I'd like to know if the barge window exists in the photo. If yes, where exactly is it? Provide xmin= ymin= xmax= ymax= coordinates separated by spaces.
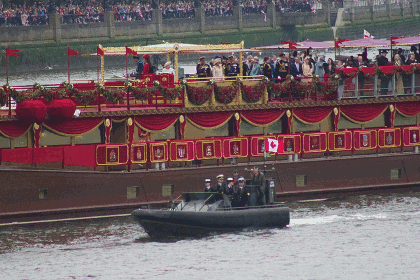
xmin=390 ymin=169 xmax=401 ymax=180
xmin=0 ymin=135 xmax=11 ymax=148
xmin=39 ymin=189 xmax=48 ymax=200
xmin=240 ymin=120 xmax=263 ymax=135
xmin=152 ymin=126 xmax=175 ymax=141
xmin=394 ymin=112 xmax=416 ymax=126
xmin=296 ymin=175 xmax=307 ymax=187
xmin=40 ymin=127 xmax=71 ymax=146
xmin=364 ymin=114 xmax=385 ymax=128
xmin=14 ymin=133 xmax=28 ymax=148
xmin=205 ymin=122 xmax=229 ymax=137
xmin=75 ymin=127 xmax=101 ymax=145
xmin=294 ymin=119 xmax=319 ymax=133
xmin=127 ymin=186 xmax=139 ymax=199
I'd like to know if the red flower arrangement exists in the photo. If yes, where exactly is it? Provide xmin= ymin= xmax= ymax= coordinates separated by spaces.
xmin=214 ymin=84 xmax=238 ymax=104
xmin=102 ymin=89 xmax=126 ymax=104
xmin=187 ymin=85 xmax=212 ymax=105
xmin=241 ymin=83 xmax=265 ymax=103
xmin=159 ymin=86 xmax=183 ymax=101
xmin=131 ymin=87 xmax=159 ymax=101
xmin=72 ymin=89 xmax=98 ymax=106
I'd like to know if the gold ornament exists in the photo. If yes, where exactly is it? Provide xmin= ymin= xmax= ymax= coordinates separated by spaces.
xmin=33 ymin=123 xmax=40 ymax=130
xmin=127 ymin=118 xmax=133 ymax=126
xmin=179 ymin=115 xmax=185 ymax=123
xmin=333 ymin=107 xmax=339 ymax=115
xmin=105 ymin=119 xmax=111 ymax=127
xmin=286 ymin=110 xmax=291 ymax=118
xmin=235 ymin=113 xmax=240 ymax=121
xmin=389 ymin=104 xmax=394 ymax=112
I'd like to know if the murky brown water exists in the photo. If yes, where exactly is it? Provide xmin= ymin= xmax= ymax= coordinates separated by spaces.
xmin=1 ymin=191 xmax=420 ymax=280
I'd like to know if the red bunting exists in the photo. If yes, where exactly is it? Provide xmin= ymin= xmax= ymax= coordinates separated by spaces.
xmin=281 ymin=40 xmax=297 ymax=49
xmin=96 ymin=46 xmax=104 ymax=56
xmin=126 ymin=46 xmax=137 ymax=55
xmin=334 ymin=38 xmax=348 ymax=49
xmin=68 ymin=47 xmax=83 ymax=56
xmin=6 ymin=48 xmax=21 ymax=57
xmin=391 ymin=36 xmax=403 ymax=45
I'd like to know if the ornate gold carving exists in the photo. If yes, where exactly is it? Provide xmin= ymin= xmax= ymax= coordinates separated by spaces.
xmin=333 ymin=107 xmax=338 ymax=115
xmin=33 ymin=123 xmax=40 ymax=130
xmin=389 ymin=104 xmax=394 ymax=112
xmin=235 ymin=112 xmax=240 ymax=120
xmin=127 ymin=117 xmax=133 ymax=126
xmin=105 ymin=118 xmax=111 ymax=127
xmin=286 ymin=110 xmax=291 ymax=118
xmin=179 ymin=115 xmax=185 ymax=123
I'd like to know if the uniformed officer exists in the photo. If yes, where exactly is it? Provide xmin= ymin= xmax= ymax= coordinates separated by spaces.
xmin=226 ymin=55 xmax=240 ymax=77
xmin=196 ymin=56 xmax=211 ymax=78
xmin=232 ymin=176 xmax=247 ymax=207
xmin=215 ymin=174 xmax=226 ymax=193
xmin=275 ymin=53 xmax=289 ymax=81
xmin=204 ymin=178 xmax=214 ymax=192
xmin=225 ymin=177 xmax=235 ymax=196
xmin=130 ymin=55 xmax=144 ymax=79
xmin=232 ymin=169 xmax=240 ymax=185
xmin=263 ymin=57 xmax=272 ymax=80
xmin=251 ymin=166 xmax=266 ymax=205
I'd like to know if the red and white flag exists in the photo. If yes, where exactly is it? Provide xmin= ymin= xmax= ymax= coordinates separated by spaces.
xmin=364 ymin=30 xmax=374 ymax=39
xmin=264 ymin=138 xmax=284 ymax=153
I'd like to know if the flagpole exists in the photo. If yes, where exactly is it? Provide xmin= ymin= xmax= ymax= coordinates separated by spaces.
xmin=334 ymin=38 xmax=337 ymax=62
xmin=67 ymin=45 xmax=71 ymax=83
xmin=390 ymin=34 xmax=393 ymax=64
xmin=97 ymin=45 xmax=99 ymax=84
xmin=125 ymin=45 xmax=128 ymax=81
xmin=5 ymin=48 xmax=9 ymax=85
xmin=6 ymin=48 xmax=11 ymax=116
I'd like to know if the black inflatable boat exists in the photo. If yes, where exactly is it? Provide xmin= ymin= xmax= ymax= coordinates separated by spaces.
xmin=132 ymin=192 xmax=290 ymax=238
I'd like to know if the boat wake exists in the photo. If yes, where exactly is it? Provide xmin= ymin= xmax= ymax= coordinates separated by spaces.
xmin=290 ymin=212 xmax=390 ymax=226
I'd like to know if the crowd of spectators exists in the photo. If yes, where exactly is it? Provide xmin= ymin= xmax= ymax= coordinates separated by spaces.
xmin=0 ymin=0 xmax=325 ymax=26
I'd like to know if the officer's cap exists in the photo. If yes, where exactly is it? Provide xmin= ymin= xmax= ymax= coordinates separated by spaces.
xmin=229 ymin=55 xmax=235 ymax=59
xmin=233 ymin=169 xmax=239 ymax=174
xmin=279 ymin=53 xmax=285 ymax=57
xmin=216 ymin=174 xmax=224 ymax=179
xmin=227 ymin=177 xmax=234 ymax=181
xmin=205 ymin=179 xmax=211 ymax=183
xmin=199 ymin=56 xmax=205 ymax=60
xmin=253 ymin=166 xmax=259 ymax=169
xmin=222 ymin=56 xmax=228 ymax=60
xmin=381 ymin=50 xmax=388 ymax=54
xmin=238 ymin=177 xmax=245 ymax=182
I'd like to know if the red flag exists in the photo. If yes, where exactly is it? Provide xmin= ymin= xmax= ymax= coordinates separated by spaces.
xmin=68 ymin=47 xmax=83 ymax=56
xmin=221 ymin=41 xmax=230 ymax=45
xmin=6 ymin=48 xmax=21 ymax=57
xmin=281 ymin=40 xmax=297 ymax=49
xmin=96 ymin=46 xmax=104 ymax=56
xmin=334 ymin=38 xmax=349 ymax=49
xmin=126 ymin=46 xmax=137 ymax=55
xmin=391 ymin=36 xmax=403 ymax=45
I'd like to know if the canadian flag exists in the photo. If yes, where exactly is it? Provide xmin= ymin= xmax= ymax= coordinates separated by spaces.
xmin=364 ymin=30 xmax=374 ymax=39
xmin=264 ymin=138 xmax=284 ymax=153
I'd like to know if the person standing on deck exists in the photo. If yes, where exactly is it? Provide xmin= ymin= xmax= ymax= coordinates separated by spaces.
xmin=215 ymin=174 xmax=226 ymax=194
xmin=196 ymin=56 xmax=211 ymax=78
xmin=251 ymin=166 xmax=266 ymax=205
xmin=204 ymin=179 xmax=215 ymax=192
xmin=130 ymin=55 xmax=143 ymax=79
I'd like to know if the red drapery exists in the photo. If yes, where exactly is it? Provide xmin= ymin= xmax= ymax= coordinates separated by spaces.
xmin=186 ymin=112 xmax=232 ymax=129
xmin=43 ymin=118 xmax=103 ymax=136
xmin=1 ymin=148 xmax=33 ymax=163
xmin=341 ymin=104 xmax=387 ymax=124
xmin=360 ymin=67 xmax=377 ymax=76
xmin=241 ymin=109 xmax=285 ymax=126
xmin=135 ymin=114 xmax=178 ymax=132
xmin=380 ymin=66 xmax=397 ymax=76
xmin=16 ymin=100 xmax=47 ymax=124
xmin=47 ymin=99 xmax=76 ymax=120
xmin=395 ymin=102 xmax=420 ymax=116
xmin=0 ymin=121 xmax=31 ymax=138
xmin=294 ymin=106 xmax=332 ymax=124
xmin=33 ymin=146 xmax=64 ymax=163
xmin=63 ymin=145 xmax=97 ymax=167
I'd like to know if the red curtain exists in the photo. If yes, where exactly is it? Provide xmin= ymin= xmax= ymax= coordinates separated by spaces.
xmin=44 ymin=118 xmax=103 ymax=136
xmin=47 ymin=99 xmax=76 ymax=120
xmin=341 ymin=104 xmax=387 ymax=124
xmin=64 ymin=145 xmax=96 ymax=167
xmin=294 ymin=106 xmax=332 ymax=124
xmin=186 ymin=112 xmax=232 ymax=129
xmin=135 ymin=114 xmax=178 ymax=131
xmin=0 ymin=121 xmax=31 ymax=138
xmin=16 ymin=100 xmax=47 ymax=124
xmin=396 ymin=102 xmax=420 ymax=116
xmin=241 ymin=109 xmax=285 ymax=126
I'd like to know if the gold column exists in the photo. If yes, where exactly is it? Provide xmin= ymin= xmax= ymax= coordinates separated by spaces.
xmin=239 ymin=41 xmax=244 ymax=76
xmin=167 ymin=53 xmax=170 ymax=62
xmin=101 ymin=55 xmax=105 ymax=85
xmin=174 ymin=49 xmax=179 ymax=83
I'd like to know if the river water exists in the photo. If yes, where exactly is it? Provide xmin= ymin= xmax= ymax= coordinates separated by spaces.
xmin=1 ymin=191 xmax=420 ymax=280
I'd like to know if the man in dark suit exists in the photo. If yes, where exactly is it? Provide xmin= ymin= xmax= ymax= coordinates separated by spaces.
xmin=355 ymin=55 xmax=368 ymax=96
xmin=377 ymin=50 xmax=390 ymax=95
xmin=290 ymin=57 xmax=303 ymax=79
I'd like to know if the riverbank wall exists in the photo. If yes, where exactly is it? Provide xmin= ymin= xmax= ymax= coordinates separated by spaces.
xmin=0 ymin=2 xmax=419 ymax=75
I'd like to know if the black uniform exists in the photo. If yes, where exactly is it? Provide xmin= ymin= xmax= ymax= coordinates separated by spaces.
xmin=130 ymin=61 xmax=144 ymax=79
xmin=215 ymin=182 xmax=227 ymax=194
xmin=232 ymin=185 xmax=248 ymax=207
xmin=204 ymin=184 xmax=216 ymax=192
xmin=226 ymin=61 xmax=240 ymax=77
xmin=196 ymin=63 xmax=211 ymax=78
xmin=275 ymin=59 xmax=289 ymax=80
xmin=263 ymin=62 xmax=272 ymax=79
xmin=377 ymin=55 xmax=389 ymax=95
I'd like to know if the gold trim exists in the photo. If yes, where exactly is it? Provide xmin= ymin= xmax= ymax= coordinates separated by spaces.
xmin=127 ymin=117 xmax=133 ymax=126
xmin=378 ymin=128 xmax=401 ymax=148
xmin=353 ymin=130 xmax=378 ymax=150
xmin=33 ymin=123 xmax=40 ymax=130
xmin=333 ymin=107 xmax=339 ymax=116
xmin=179 ymin=115 xmax=184 ymax=123
xmin=328 ymin=131 xmax=352 ymax=152
xmin=150 ymin=142 xmax=168 ymax=163
xmin=96 ymin=144 xmax=129 ymax=166
xmin=134 ymin=118 xmax=178 ymax=133
xmin=389 ymin=104 xmax=394 ymax=112
xmin=341 ymin=106 xmax=387 ymax=124
xmin=130 ymin=143 xmax=148 ymax=164
xmin=402 ymin=127 xmax=420 ymax=147
xmin=234 ymin=112 xmax=240 ymax=121
xmin=105 ymin=118 xmax=111 ymax=127
xmin=42 ymin=120 xmax=104 ymax=137
xmin=286 ymin=110 xmax=291 ymax=118
xmin=295 ymin=111 xmax=332 ymax=125
xmin=242 ymin=111 xmax=285 ymax=127
xmin=303 ymin=133 xmax=327 ymax=153
xmin=170 ymin=141 xmax=193 ymax=162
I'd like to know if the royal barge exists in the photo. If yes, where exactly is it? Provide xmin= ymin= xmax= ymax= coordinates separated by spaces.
xmin=1 ymin=40 xmax=420 ymax=225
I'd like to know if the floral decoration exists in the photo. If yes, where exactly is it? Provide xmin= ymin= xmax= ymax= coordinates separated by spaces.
xmin=72 ymin=89 xmax=97 ymax=106
xmin=131 ymin=86 xmax=159 ymax=101
xmin=186 ymin=85 xmax=213 ymax=106
xmin=241 ymin=83 xmax=265 ymax=103
xmin=102 ymin=88 xmax=126 ymax=104
xmin=9 ymin=84 xmax=39 ymax=104
xmin=214 ymin=84 xmax=238 ymax=104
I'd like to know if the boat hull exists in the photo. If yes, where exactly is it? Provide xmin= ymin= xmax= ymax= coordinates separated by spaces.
xmin=132 ymin=207 xmax=290 ymax=238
